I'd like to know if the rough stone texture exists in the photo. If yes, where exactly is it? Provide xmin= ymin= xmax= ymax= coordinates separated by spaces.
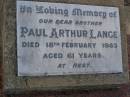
xmin=125 ymin=6 xmax=130 ymax=35
xmin=125 ymin=0 xmax=130 ymax=5
xmin=0 ymin=0 xmax=4 ymax=96
xmin=2 ymin=0 xmax=129 ymax=94
xmin=2 ymin=84 xmax=130 ymax=97
xmin=0 ymin=0 xmax=4 ymax=65
xmin=127 ymin=35 xmax=130 ymax=71
xmin=0 ymin=0 xmax=4 ymax=78
xmin=125 ymin=6 xmax=130 ymax=71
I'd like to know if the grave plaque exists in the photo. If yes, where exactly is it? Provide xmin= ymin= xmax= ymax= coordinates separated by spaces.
xmin=3 ymin=0 xmax=129 ymax=94
xmin=17 ymin=1 xmax=123 ymax=76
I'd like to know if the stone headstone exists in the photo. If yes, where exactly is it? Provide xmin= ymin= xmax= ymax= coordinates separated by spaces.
xmin=2 ymin=0 xmax=129 ymax=94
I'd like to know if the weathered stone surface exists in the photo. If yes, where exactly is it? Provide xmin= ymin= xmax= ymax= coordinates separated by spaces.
xmin=0 ymin=0 xmax=4 ymax=64
xmin=125 ymin=6 xmax=130 ymax=35
xmin=2 ymin=0 xmax=129 ymax=94
xmin=129 ymin=0 xmax=130 ymax=3
xmin=125 ymin=0 xmax=130 ymax=5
